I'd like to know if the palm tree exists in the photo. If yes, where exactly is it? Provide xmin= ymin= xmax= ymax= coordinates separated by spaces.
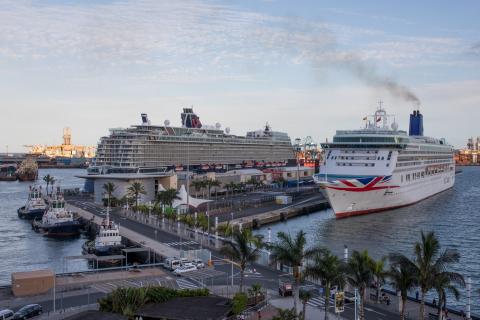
xmin=371 ymin=257 xmax=388 ymax=303
xmin=388 ymin=257 xmax=418 ymax=320
xmin=304 ymin=248 xmax=345 ymax=320
xmin=433 ymin=272 xmax=464 ymax=320
xmin=155 ymin=188 xmax=181 ymax=208
xmin=225 ymin=181 xmax=237 ymax=197
xmin=102 ymin=182 xmax=116 ymax=207
xmin=346 ymin=250 xmax=374 ymax=320
xmin=210 ymin=180 xmax=221 ymax=199
xmin=273 ymin=308 xmax=296 ymax=320
xmin=269 ymin=230 xmax=308 ymax=318
xmin=299 ymin=289 xmax=313 ymax=320
xmin=127 ymin=181 xmax=146 ymax=211
xmin=390 ymin=231 xmax=461 ymax=320
xmin=190 ymin=180 xmax=204 ymax=198
xmin=248 ymin=283 xmax=263 ymax=305
xmin=220 ymin=228 xmax=264 ymax=293
xmin=43 ymin=174 xmax=55 ymax=196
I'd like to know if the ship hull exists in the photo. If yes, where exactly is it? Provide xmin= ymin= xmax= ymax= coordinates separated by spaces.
xmin=322 ymin=171 xmax=455 ymax=218
xmin=33 ymin=220 xmax=82 ymax=237
xmin=17 ymin=207 xmax=45 ymax=220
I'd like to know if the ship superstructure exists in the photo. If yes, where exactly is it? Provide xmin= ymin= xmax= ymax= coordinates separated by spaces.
xmin=18 ymin=186 xmax=47 ymax=220
xmin=91 ymin=108 xmax=295 ymax=172
xmin=314 ymin=105 xmax=455 ymax=218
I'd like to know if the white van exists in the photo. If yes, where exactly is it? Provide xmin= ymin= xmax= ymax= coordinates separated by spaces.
xmin=165 ymin=257 xmax=182 ymax=271
xmin=0 ymin=309 xmax=14 ymax=320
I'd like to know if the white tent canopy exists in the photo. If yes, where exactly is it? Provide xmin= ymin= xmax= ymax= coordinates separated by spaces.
xmin=172 ymin=185 xmax=211 ymax=209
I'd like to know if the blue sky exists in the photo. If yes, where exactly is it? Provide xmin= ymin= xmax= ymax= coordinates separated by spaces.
xmin=1 ymin=0 xmax=479 ymax=151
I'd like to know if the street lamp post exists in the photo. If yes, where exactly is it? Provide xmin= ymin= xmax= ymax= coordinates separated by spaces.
xmin=230 ymin=211 xmax=234 ymax=287
xmin=467 ymin=277 xmax=472 ymax=320
xmin=148 ymin=201 xmax=152 ymax=224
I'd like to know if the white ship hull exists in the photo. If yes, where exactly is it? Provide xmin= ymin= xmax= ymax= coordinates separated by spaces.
xmin=321 ymin=169 xmax=455 ymax=218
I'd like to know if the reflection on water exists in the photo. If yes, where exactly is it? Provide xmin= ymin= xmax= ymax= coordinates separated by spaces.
xmin=255 ymin=167 xmax=480 ymax=313
xmin=0 ymin=169 xmax=88 ymax=285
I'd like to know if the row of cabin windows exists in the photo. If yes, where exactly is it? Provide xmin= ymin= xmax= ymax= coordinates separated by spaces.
xmin=102 ymin=232 xmax=118 ymax=237
xmin=401 ymin=165 xmax=451 ymax=183
xmin=336 ymin=162 xmax=375 ymax=167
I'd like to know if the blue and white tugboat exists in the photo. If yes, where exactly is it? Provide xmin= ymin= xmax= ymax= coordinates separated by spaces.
xmin=32 ymin=192 xmax=81 ymax=237
xmin=83 ymin=207 xmax=124 ymax=256
xmin=18 ymin=186 xmax=47 ymax=219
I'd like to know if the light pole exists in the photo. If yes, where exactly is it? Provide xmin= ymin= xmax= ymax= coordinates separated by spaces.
xmin=467 ymin=277 xmax=472 ymax=320
xmin=294 ymin=138 xmax=302 ymax=193
xmin=148 ymin=201 xmax=152 ymax=224
xmin=230 ymin=211 xmax=234 ymax=287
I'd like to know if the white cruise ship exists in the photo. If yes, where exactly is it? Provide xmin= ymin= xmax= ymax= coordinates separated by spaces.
xmin=91 ymin=108 xmax=295 ymax=172
xmin=314 ymin=106 xmax=455 ymax=218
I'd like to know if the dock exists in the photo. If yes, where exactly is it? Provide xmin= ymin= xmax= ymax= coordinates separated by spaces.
xmin=67 ymin=204 xmax=179 ymax=259
xmin=227 ymin=195 xmax=329 ymax=229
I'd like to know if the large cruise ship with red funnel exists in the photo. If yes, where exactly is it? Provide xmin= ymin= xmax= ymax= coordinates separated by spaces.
xmin=314 ymin=105 xmax=455 ymax=218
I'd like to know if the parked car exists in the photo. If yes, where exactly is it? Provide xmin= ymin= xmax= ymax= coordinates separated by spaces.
xmin=192 ymin=259 xmax=205 ymax=269
xmin=278 ymin=278 xmax=293 ymax=297
xmin=13 ymin=304 xmax=42 ymax=319
xmin=0 ymin=309 xmax=14 ymax=320
xmin=173 ymin=265 xmax=197 ymax=276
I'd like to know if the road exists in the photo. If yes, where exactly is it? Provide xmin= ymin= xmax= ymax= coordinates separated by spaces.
xmin=62 ymin=197 xmax=405 ymax=320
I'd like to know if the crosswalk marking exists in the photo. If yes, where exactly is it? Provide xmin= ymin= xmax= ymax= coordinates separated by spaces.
xmin=176 ymin=278 xmax=199 ymax=289
xmin=165 ymin=240 xmax=198 ymax=246
xmin=307 ymin=296 xmax=335 ymax=308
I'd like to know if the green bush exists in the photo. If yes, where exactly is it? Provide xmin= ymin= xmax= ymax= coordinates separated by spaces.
xmin=99 ymin=286 xmax=209 ymax=316
xmin=232 ymin=292 xmax=248 ymax=315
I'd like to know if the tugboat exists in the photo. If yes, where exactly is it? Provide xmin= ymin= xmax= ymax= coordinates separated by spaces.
xmin=32 ymin=192 xmax=81 ymax=237
xmin=16 ymin=158 xmax=38 ymax=181
xmin=82 ymin=207 xmax=124 ymax=256
xmin=0 ymin=164 xmax=17 ymax=181
xmin=18 ymin=186 xmax=47 ymax=219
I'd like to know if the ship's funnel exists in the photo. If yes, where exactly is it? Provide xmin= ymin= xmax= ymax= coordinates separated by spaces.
xmin=181 ymin=108 xmax=202 ymax=128
xmin=141 ymin=113 xmax=150 ymax=125
xmin=409 ymin=109 xmax=424 ymax=136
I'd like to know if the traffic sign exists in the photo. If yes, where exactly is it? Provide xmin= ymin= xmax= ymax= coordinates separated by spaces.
xmin=335 ymin=292 xmax=345 ymax=313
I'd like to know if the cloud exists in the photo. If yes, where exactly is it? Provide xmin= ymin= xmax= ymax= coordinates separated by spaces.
xmin=0 ymin=0 xmax=473 ymax=101
xmin=471 ymin=42 xmax=480 ymax=54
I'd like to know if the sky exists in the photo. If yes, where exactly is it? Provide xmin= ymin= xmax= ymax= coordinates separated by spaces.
xmin=1 ymin=0 xmax=479 ymax=152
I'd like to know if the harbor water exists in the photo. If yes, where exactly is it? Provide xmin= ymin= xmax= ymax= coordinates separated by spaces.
xmin=0 ymin=168 xmax=88 ymax=285
xmin=255 ymin=166 xmax=480 ymax=313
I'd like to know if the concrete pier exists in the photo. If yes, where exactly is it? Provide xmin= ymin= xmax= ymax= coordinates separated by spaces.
xmin=225 ymin=196 xmax=329 ymax=229
xmin=67 ymin=204 xmax=179 ymax=258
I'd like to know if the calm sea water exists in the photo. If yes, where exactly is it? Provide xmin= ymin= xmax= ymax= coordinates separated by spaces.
xmin=0 ymin=168 xmax=88 ymax=285
xmin=255 ymin=166 xmax=480 ymax=313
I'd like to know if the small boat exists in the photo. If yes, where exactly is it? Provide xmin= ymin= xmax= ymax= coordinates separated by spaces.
xmin=32 ymin=193 xmax=81 ymax=237
xmin=215 ymin=164 xmax=223 ymax=170
xmin=18 ymin=186 xmax=47 ymax=220
xmin=0 ymin=164 xmax=17 ymax=181
xmin=201 ymin=164 xmax=210 ymax=171
xmin=175 ymin=165 xmax=184 ymax=172
xmin=83 ymin=208 xmax=124 ymax=256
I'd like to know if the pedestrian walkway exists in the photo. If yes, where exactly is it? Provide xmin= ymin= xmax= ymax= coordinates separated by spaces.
xmin=306 ymin=295 xmax=334 ymax=308
xmin=165 ymin=240 xmax=199 ymax=248
xmin=91 ymin=276 xmax=178 ymax=294
xmin=176 ymin=278 xmax=200 ymax=290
